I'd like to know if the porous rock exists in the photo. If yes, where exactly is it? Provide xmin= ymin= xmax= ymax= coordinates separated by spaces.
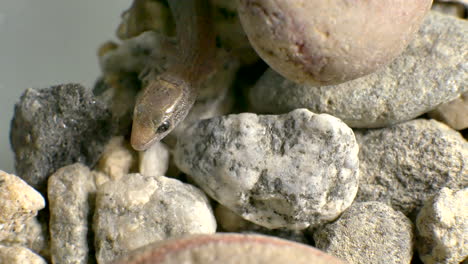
xmin=313 ymin=202 xmax=414 ymax=264
xmin=0 ymin=245 xmax=47 ymax=264
xmin=48 ymin=163 xmax=96 ymax=264
xmin=416 ymin=188 xmax=468 ymax=264
xmin=428 ymin=92 xmax=468 ymax=130
xmin=112 ymin=234 xmax=345 ymax=264
xmin=93 ymin=173 xmax=216 ymax=263
xmin=249 ymin=12 xmax=468 ymax=128
xmin=97 ymin=136 xmax=137 ymax=181
xmin=174 ymin=108 xmax=359 ymax=229
xmin=355 ymin=119 xmax=468 ymax=217
xmin=139 ymin=141 xmax=170 ymax=177
xmin=0 ymin=170 xmax=45 ymax=240
xmin=10 ymin=83 xmax=114 ymax=193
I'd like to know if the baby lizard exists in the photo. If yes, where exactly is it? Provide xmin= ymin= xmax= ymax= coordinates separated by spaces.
xmin=130 ymin=0 xmax=217 ymax=151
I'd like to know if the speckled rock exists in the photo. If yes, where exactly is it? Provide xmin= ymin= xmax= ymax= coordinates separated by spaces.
xmin=48 ymin=163 xmax=96 ymax=264
xmin=314 ymin=202 xmax=414 ymax=264
xmin=416 ymin=188 xmax=468 ymax=264
xmin=97 ymin=136 xmax=137 ymax=181
xmin=249 ymin=12 xmax=468 ymax=128
xmin=0 ymin=245 xmax=47 ymax=264
xmin=112 ymin=234 xmax=345 ymax=264
xmin=10 ymin=83 xmax=114 ymax=193
xmin=0 ymin=171 xmax=45 ymax=241
xmin=428 ymin=92 xmax=468 ymax=130
xmin=355 ymin=119 xmax=468 ymax=217
xmin=139 ymin=141 xmax=170 ymax=177
xmin=93 ymin=173 xmax=216 ymax=264
xmin=175 ymin=108 xmax=359 ymax=229
xmin=215 ymin=204 xmax=308 ymax=244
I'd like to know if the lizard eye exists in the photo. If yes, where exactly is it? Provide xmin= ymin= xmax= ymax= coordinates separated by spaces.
xmin=156 ymin=121 xmax=171 ymax=134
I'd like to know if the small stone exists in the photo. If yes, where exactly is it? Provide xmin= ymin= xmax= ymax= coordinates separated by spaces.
xmin=416 ymin=188 xmax=468 ymax=264
xmin=48 ymin=163 xmax=96 ymax=264
xmin=0 ymin=245 xmax=47 ymax=264
xmin=428 ymin=92 xmax=468 ymax=130
xmin=139 ymin=141 xmax=170 ymax=177
xmin=112 ymin=233 xmax=345 ymax=264
xmin=93 ymin=173 xmax=216 ymax=263
xmin=313 ymin=202 xmax=414 ymax=264
xmin=355 ymin=119 xmax=468 ymax=217
xmin=10 ymin=83 xmax=114 ymax=193
xmin=174 ymin=109 xmax=359 ymax=229
xmin=97 ymin=136 xmax=137 ymax=181
xmin=432 ymin=2 xmax=466 ymax=17
xmin=248 ymin=12 xmax=468 ymax=128
xmin=0 ymin=171 xmax=45 ymax=240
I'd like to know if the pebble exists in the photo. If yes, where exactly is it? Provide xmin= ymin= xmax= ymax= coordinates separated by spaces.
xmin=112 ymin=233 xmax=345 ymax=264
xmin=139 ymin=141 xmax=170 ymax=177
xmin=48 ymin=163 xmax=96 ymax=264
xmin=416 ymin=187 xmax=468 ymax=264
xmin=313 ymin=202 xmax=414 ymax=264
xmin=10 ymin=83 xmax=114 ymax=193
xmin=97 ymin=136 xmax=138 ymax=181
xmin=0 ymin=245 xmax=47 ymax=264
xmin=93 ymin=173 xmax=216 ymax=263
xmin=428 ymin=92 xmax=468 ymax=130
xmin=175 ymin=108 xmax=359 ymax=229
xmin=248 ymin=12 xmax=468 ymax=128
xmin=355 ymin=119 xmax=468 ymax=217
xmin=0 ymin=170 xmax=45 ymax=241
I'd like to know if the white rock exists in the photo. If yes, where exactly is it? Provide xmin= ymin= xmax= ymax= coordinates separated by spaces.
xmin=139 ymin=141 xmax=170 ymax=177
xmin=0 ymin=245 xmax=47 ymax=264
xmin=97 ymin=136 xmax=137 ymax=181
xmin=175 ymin=109 xmax=360 ymax=229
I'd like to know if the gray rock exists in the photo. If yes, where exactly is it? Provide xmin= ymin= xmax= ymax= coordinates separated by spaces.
xmin=0 ymin=245 xmax=47 ymax=264
xmin=174 ymin=109 xmax=359 ymax=229
xmin=139 ymin=141 xmax=170 ymax=177
xmin=93 ymin=173 xmax=216 ymax=264
xmin=314 ymin=202 xmax=414 ymax=264
xmin=10 ymin=83 xmax=114 ymax=193
xmin=0 ymin=170 xmax=45 ymax=241
xmin=48 ymin=163 xmax=96 ymax=264
xmin=428 ymin=92 xmax=468 ymax=130
xmin=249 ymin=12 xmax=468 ymax=128
xmin=355 ymin=119 xmax=468 ymax=217
xmin=416 ymin=187 xmax=467 ymax=264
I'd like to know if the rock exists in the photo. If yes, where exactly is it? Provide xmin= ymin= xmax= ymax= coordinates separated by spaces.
xmin=416 ymin=188 xmax=468 ymax=264
xmin=0 ymin=245 xmax=47 ymax=264
xmin=0 ymin=217 xmax=49 ymax=261
xmin=248 ymin=12 xmax=468 ymax=128
xmin=432 ymin=2 xmax=466 ymax=17
xmin=428 ymin=92 xmax=468 ymax=130
xmin=10 ymin=83 xmax=114 ymax=193
xmin=215 ymin=204 xmax=308 ymax=244
xmin=174 ymin=108 xmax=359 ymax=229
xmin=112 ymin=233 xmax=345 ymax=264
xmin=93 ymin=173 xmax=216 ymax=263
xmin=48 ymin=163 xmax=96 ymax=264
xmin=355 ymin=119 xmax=468 ymax=217
xmin=313 ymin=202 xmax=414 ymax=264
xmin=97 ymin=136 xmax=138 ymax=181
xmin=0 ymin=171 xmax=45 ymax=240
xmin=139 ymin=141 xmax=170 ymax=177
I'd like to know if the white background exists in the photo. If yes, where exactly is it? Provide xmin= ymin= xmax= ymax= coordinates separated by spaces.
xmin=0 ymin=0 xmax=131 ymax=173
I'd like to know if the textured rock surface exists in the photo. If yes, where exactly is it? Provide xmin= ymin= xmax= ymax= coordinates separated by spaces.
xmin=48 ymin=163 xmax=96 ymax=264
xmin=97 ymin=136 xmax=137 ymax=181
xmin=139 ymin=141 xmax=170 ymax=177
xmin=249 ymin=12 xmax=468 ymax=128
xmin=0 ymin=245 xmax=47 ymax=264
xmin=94 ymin=173 xmax=216 ymax=263
xmin=0 ymin=171 xmax=45 ymax=240
xmin=112 ymin=234 xmax=345 ymax=264
xmin=416 ymin=188 xmax=468 ymax=264
xmin=428 ymin=92 xmax=468 ymax=130
xmin=175 ymin=109 xmax=359 ymax=229
xmin=314 ymin=202 xmax=414 ymax=264
xmin=355 ymin=119 xmax=468 ymax=217
xmin=10 ymin=83 xmax=114 ymax=193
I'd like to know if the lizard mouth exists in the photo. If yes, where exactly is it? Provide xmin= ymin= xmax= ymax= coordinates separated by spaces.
xmin=130 ymin=121 xmax=160 ymax=151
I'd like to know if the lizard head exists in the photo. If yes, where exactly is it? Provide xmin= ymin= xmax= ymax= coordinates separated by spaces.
xmin=130 ymin=74 xmax=194 ymax=151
